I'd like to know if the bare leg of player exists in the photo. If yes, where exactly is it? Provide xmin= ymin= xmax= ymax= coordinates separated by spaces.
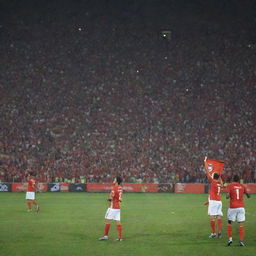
xmin=209 ymin=216 xmax=216 ymax=238
xmin=217 ymin=216 xmax=222 ymax=238
xmin=99 ymin=219 xmax=111 ymax=241
xmin=115 ymin=220 xmax=123 ymax=241
xmin=238 ymin=222 xmax=245 ymax=246
xmin=27 ymin=199 xmax=32 ymax=212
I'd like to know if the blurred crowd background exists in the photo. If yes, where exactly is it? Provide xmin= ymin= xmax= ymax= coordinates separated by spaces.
xmin=0 ymin=0 xmax=255 ymax=183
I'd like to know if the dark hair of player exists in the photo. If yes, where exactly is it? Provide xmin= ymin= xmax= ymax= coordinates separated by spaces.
xmin=233 ymin=174 xmax=240 ymax=182
xmin=213 ymin=172 xmax=220 ymax=180
xmin=116 ymin=176 xmax=123 ymax=185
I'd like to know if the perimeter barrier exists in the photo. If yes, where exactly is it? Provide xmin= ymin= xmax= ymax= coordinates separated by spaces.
xmin=1 ymin=183 xmax=256 ymax=193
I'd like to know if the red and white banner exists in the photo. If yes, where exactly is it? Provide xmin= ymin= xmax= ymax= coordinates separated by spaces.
xmin=12 ymin=183 xmax=27 ymax=192
xmin=87 ymin=183 xmax=158 ymax=193
xmin=37 ymin=183 xmax=48 ymax=192
xmin=123 ymin=184 xmax=158 ymax=193
xmin=60 ymin=183 xmax=69 ymax=192
xmin=86 ymin=184 xmax=112 ymax=192
xmin=175 ymin=183 xmax=205 ymax=193
xmin=245 ymin=184 xmax=256 ymax=193
xmin=206 ymin=158 xmax=224 ymax=176
xmin=12 ymin=183 xmax=48 ymax=192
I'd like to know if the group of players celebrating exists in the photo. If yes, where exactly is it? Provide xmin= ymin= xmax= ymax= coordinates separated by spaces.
xmin=204 ymin=156 xmax=250 ymax=246
xmin=25 ymin=156 xmax=250 ymax=245
xmin=98 ymin=157 xmax=251 ymax=245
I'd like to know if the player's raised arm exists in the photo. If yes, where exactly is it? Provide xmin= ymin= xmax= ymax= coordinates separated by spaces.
xmin=204 ymin=156 xmax=212 ymax=180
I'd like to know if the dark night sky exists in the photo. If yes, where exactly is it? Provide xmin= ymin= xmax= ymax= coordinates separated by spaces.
xmin=1 ymin=0 xmax=256 ymax=31
xmin=0 ymin=1 xmax=256 ymax=57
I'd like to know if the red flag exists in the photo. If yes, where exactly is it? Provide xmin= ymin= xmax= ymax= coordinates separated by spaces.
xmin=206 ymin=158 xmax=224 ymax=177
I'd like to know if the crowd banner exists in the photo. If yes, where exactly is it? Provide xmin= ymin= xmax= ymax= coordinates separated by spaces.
xmin=69 ymin=183 xmax=86 ymax=192
xmin=175 ymin=183 xmax=205 ymax=193
xmin=126 ymin=183 xmax=158 ymax=192
xmin=48 ymin=183 xmax=70 ymax=192
xmin=158 ymin=183 xmax=174 ymax=193
xmin=12 ymin=183 xmax=27 ymax=192
xmin=48 ymin=183 xmax=61 ymax=192
xmin=60 ymin=183 xmax=69 ymax=192
xmin=244 ymin=183 xmax=256 ymax=193
xmin=0 ymin=183 xmax=12 ymax=192
xmin=87 ymin=183 xmax=158 ymax=193
xmin=10 ymin=183 xmax=47 ymax=192
xmin=38 ymin=183 xmax=48 ymax=192
xmin=87 ymin=183 xmax=112 ymax=192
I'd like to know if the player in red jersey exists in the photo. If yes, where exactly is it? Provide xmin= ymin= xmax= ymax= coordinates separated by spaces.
xmin=99 ymin=176 xmax=123 ymax=241
xmin=226 ymin=174 xmax=250 ymax=246
xmin=26 ymin=171 xmax=39 ymax=212
xmin=204 ymin=157 xmax=223 ymax=238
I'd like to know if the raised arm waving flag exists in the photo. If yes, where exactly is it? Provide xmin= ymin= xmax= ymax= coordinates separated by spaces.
xmin=205 ymin=158 xmax=224 ymax=177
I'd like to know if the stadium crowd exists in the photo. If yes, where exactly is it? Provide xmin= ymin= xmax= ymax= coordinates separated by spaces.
xmin=0 ymin=1 xmax=255 ymax=184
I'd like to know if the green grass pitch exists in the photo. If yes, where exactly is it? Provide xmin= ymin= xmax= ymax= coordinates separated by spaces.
xmin=0 ymin=193 xmax=255 ymax=256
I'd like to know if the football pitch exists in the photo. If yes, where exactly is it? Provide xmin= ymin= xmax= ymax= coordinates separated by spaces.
xmin=0 ymin=193 xmax=255 ymax=256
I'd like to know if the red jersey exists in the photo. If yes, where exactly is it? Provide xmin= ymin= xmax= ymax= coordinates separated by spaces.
xmin=209 ymin=177 xmax=221 ymax=201
xmin=227 ymin=182 xmax=248 ymax=208
xmin=27 ymin=178 xmax=36 ymax=192
xmin=110 ymin=185 xmax=123 ymax=209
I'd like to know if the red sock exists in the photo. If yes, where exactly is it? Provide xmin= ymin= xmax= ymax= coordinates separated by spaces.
xmin=239 ymin=226 xmax=244 ymax=241
xmin=104 ymin=224 xmax=110 ymax=236
xmin=227 ymin=224 xmax=232 ymax=238
xmin=217 ymin=219 xmax=222 ymax=232
xmin=117 ymin=224 xmax=122 ymax=238
xmin=32 ymin=201 xmax=38 ymax=205
xmin=210 ymin=220 xmax=216 ymax=233
xmin=27 ymin=201 xmax=31 ymax=209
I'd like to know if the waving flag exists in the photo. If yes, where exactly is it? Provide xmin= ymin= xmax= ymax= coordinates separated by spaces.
xmin=206 ymin=158 xmax=224 ymax=177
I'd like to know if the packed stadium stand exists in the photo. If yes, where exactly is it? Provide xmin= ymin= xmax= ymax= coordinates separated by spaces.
xmin=0 ymin=0 xmax=255 ymax=183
